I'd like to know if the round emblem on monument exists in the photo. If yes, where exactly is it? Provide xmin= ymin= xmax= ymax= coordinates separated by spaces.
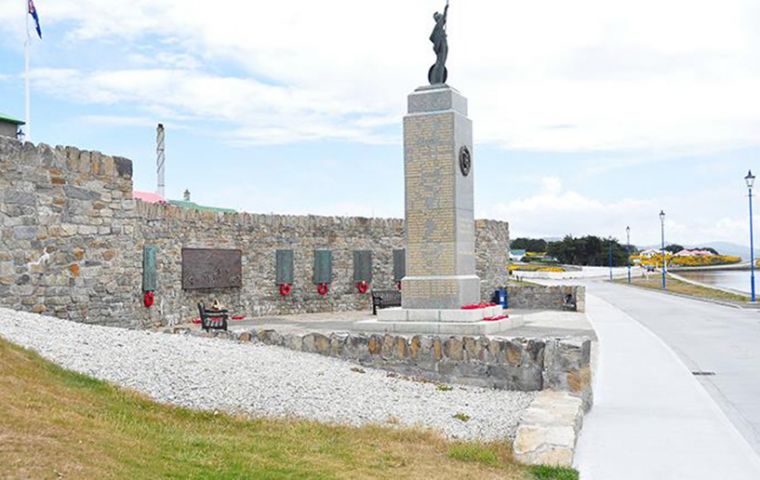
xmin=459 ymin=146 xmax=472 ymax=177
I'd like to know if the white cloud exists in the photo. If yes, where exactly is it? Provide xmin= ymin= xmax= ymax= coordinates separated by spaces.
xmin=2 ymin=0 xmax=760 ymax=151
xmin=485 ymin=177 xmax=655 ymax=240
xmin=77 ymin=114 xmax=179 ymax=128
xmin=484 ymin=177 xmax=756 ymax=246
xmin=30 ymin=67 xmax=391 ymax=144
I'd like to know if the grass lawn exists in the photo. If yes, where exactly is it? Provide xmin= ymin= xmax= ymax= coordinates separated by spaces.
xmin=615 ymin=275 xmax=750 ymax=304
xmin=0 ymin=337 xmax=577 ymax=480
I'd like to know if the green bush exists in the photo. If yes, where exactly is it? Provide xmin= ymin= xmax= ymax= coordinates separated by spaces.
xmin=529 ymin=465 xmax=579 ymax=480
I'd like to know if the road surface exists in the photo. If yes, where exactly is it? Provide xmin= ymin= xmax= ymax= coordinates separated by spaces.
xmin=574 ymin=281 xmax=760 ymax=479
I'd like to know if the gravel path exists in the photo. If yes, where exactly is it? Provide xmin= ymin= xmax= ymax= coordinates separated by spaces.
xmin=0 ymin=308 xmax=535 ymax=441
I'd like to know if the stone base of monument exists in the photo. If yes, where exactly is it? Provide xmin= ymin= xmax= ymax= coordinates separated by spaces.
xmin=355 ymin=305 xmax=524 ymax=335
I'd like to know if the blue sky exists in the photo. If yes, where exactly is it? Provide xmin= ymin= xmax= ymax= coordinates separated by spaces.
xmin=1 ymin=0 xmax=759 ymax=247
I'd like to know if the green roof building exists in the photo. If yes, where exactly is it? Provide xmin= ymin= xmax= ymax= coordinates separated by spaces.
xmin=0 ymin=113 xmax=24 ymax=139
xmin=169 ymin=189 xmax=236 ymax=213
xmin=168 ymin=200 xmax=237 ymax=213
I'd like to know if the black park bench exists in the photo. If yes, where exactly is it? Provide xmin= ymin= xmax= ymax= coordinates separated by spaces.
xmin=197 ymin=302 xmax=229 ymax=332
xmin=371 ymin=289 xmax=401 ymax=315
xmin=561 ymin=294 xmax=577 ymax=312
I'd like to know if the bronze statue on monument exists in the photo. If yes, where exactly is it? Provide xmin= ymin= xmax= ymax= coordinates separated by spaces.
xmin=428 ymin=0 xmax=449 ymax=85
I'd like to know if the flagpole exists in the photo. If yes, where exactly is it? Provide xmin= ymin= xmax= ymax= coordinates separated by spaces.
xmin=24 ymin=0 xmax=31 ymax=142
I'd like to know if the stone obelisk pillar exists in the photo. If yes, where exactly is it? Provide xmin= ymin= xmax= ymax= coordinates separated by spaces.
xmin=401 ymin=85 xmax=480 ymax=310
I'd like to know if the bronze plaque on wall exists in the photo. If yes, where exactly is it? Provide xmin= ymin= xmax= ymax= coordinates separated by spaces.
xmin=182 ymin=248 xmax=242 ymax=290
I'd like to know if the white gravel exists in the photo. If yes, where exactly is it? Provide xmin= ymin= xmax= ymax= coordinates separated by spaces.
xmin=0 ymin=307 xmax=535 ymax=441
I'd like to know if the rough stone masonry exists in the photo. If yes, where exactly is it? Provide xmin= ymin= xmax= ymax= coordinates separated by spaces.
xmin=0 ymin=137 xmax=512 ymax=328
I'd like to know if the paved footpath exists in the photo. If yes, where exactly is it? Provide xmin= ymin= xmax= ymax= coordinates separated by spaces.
xmin=590 ymin=281 xmax=760 ymax=454
xmin=574 ymin=288 xmax=760 ymax=479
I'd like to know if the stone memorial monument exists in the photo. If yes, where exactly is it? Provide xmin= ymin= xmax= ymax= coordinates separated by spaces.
xmin=359 ymin=1 xmax=521 ymax=334
xmin=401 ymin=85 xmax=478 ymax=309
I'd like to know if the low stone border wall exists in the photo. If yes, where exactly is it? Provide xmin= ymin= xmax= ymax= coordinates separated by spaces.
xmin=168 ymin=327 xmax=592 ymax=402
xmin=513 ymin=391 xmax=584 ymax=467
xmin=508 ymin=285 xmax=586 ymax=312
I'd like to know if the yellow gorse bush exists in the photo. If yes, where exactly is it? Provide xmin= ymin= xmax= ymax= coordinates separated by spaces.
xmin=671 ymin=255 xmax=741 ymax=267
xmin=631 ymin=254 xmax=671 ymax=267
xmin=508 ymin=264 xmax=566 ymax=273
xmin=631 ymin=254 xmax=740 ymax=267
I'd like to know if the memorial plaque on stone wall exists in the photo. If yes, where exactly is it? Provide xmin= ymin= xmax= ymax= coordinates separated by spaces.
xmin=313 ymin=250 xmax=333 ymax=284
xmin=393 ymin=249 xmax=406 ymax=282
xmin=353 ymin=250 xmax=373 ymax=283
xmin=182 ymin=248 xmax=242 ymax=290
xmin=276 ymin=249 xmax=294 ymax=285
xmin=142 ymin=245 xmax=157 ymax=292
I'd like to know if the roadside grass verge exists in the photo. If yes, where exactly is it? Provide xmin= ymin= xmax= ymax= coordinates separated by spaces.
xmin=615 ymin=275 xmax=750 ymax=304
xmin=0 ymin=336 xmax=576 ymax=479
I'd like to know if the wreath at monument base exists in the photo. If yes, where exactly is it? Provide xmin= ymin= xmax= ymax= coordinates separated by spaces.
xmin=279 ymin=283 xmax=292 ymax=297
xmin=356 ymin=281 xmax=369 ymax=294
xmin=143 ymin=290 xmax=155 ymax=308
xmin=317 ymin=283 xmax=330 ymax=296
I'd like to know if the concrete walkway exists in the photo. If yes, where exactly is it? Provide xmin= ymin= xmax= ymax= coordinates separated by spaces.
xmin=589 ymin=281 xmax=760 ymax=453
xmin=575 ymin=294 xmax=760 ymax=479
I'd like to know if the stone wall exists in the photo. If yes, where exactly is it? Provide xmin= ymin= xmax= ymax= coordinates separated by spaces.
xmin=172 ymin=326 xmax=592 ymax=400
xmin=508 ymin=285 xmax=586 ymax=312
xmin=0 ymin=137 xmax=510 ymax=327
xmin=476 ymin=219 xmax=510 ymax=302
xmin=0 ymin=139 xmax=141 ymax=325
xmin=138 ymin=203 xmax=406 ymax=324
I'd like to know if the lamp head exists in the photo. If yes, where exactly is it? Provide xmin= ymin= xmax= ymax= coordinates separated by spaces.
xmin=659 ymin=210 xmax=666 ymax=222
xmin=746 ymin=170 xmax=756 ymax=189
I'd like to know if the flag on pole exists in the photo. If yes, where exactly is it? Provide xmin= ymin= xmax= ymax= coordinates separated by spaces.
xmin=28 ymin=0 xmax=42 ymax=39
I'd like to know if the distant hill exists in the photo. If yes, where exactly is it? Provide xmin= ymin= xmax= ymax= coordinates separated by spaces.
xmin=697 ymin=241 xmax=758 ymax=261
xmin=639 ymin=241 xmax=758 ymax=261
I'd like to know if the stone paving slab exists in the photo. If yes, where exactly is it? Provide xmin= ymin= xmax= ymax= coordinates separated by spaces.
xmin=513 ymin=391 xmax=584 ymax=467
xmin=221 ymin=309 xmax=595 ymax=340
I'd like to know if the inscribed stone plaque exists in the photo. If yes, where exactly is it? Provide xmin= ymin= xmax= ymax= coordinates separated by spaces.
xmin=393 ymin=249 xmax=406 ymax=282
xmin=313 ymin=250 xmax=333 ymax=284
xmin=142 ymin=245 xmax=157 ymax=292
xmin=275 ymin=249 xmax=294 ymax=284
xmin=353 ymin=250 xmax=373 ymax=283
xmin=182 ymin=248 xmax=242 ymax=290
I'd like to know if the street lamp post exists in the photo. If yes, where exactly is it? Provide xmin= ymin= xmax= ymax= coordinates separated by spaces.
xmin=660 ymin=210 xmax=667 ymax=290
xmin=746 ymin=170 xmax=756 ymax=303
xmin=609 ymin=239 xmax=613 ymax=281
xmin=626 ymin=226 xmax=632 ymax=284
